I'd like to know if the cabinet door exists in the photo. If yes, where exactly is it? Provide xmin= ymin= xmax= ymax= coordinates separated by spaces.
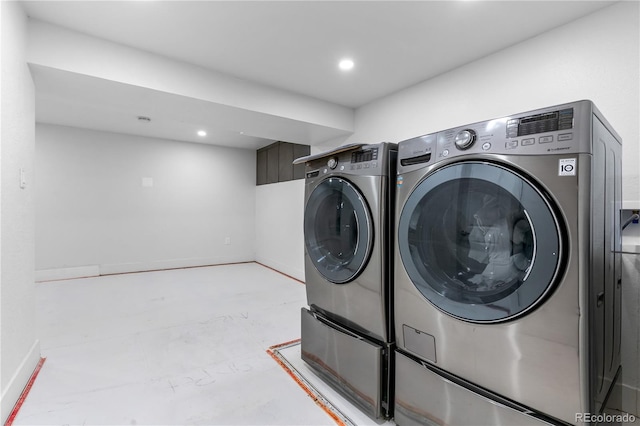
xmin=256 ymin=148 xmax=268 ymax=185
xmin=278 ymin=142 xmax=294 ymax=182
xmin=266 ymin=144 xmax=279 ymax=184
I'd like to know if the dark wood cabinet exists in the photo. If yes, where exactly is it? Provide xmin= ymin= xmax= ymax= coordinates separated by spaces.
xmin=266 ymin=143 xmax=279 ymax=184
xmin=256 ymin=141 xmax=310 ymax=185
xmin=256 ymin=148 xmax=268 ymax=185
xmin=278 ymin=142 xmax=294 ymax=182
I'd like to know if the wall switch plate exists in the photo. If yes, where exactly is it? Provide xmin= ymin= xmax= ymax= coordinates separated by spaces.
xmin=224 ymin=237 xmax=231 ymax=245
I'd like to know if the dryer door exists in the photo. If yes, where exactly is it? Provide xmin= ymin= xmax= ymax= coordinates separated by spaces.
xmin=304 ymin=177 xmax=373 ymax=284
xmin=398 ymin=161 xmax=564 ymax=322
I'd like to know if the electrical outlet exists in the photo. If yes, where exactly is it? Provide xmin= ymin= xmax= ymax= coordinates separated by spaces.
xmin=224 ymin=237 xmax=231 ymax=245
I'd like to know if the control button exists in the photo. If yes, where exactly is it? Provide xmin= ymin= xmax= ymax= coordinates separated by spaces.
xmin=372 ymin=161 xmax=377 ymax=168
xmin=482 ymin=142 xmax=491 ymax=151
xmin=539 ymin=135 xmax=554 ymax=144
xmin=442 ymin=149 xmax=450 ymax=157
xmin=506 ymin=141 xmax=518 ymax=149
xmin=454 ymin=129 xmax=476 ymax=150
xmin=327 ymin=157 xmax=338 ymax=169
xmin=521 ymin=138 xmax=535 ymax=146
xmin=558 ymin=133 xmax=573 ymax=141
xmin=340 ymin=165 xmax=345 ymax=171
xmin=364 ymin=163 xmax=370 ymax=169
xmin=323 ymin=168 xmax=328 ymax=174
xmin=356 ymin=164 xmax=362 ymax=169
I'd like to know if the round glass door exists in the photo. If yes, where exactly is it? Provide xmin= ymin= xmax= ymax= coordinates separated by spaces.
xmin=398 ymin=161 xmax=564 ymax=322
xmin=304 ymin=177 xmax=373 ymax=284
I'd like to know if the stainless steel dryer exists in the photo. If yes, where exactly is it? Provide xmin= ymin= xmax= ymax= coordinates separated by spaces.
xmin=295 ymin=142 xmax=396 ymax=420
xmin=393 ymin=101 xmax=622 ymax=425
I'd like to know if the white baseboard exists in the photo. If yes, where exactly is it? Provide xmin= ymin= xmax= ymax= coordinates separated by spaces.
xmin=36 ymin=257 xmax=255 ymax=282
xmin=35 ymin=265 xmax=100 ymax=282
xmin=99 ymin=256 xmax=254 ymax=276
xmin=0 ymin=340 xmax=41 ymax=424
xmin=255 ymin=256 xmax=304 ymax=282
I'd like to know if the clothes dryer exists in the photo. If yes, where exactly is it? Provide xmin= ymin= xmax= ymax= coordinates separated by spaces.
xmin=393 ymin=101 xmax=622 ymax=425
xmin=295 ymin=142 xmax=397 ymax=420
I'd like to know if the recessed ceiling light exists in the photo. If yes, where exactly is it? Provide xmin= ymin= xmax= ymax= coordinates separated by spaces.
xmin=338 ymin=58 xmax=355 ymax=71
xmin=197 ymin=130 xmax=207 ymax=137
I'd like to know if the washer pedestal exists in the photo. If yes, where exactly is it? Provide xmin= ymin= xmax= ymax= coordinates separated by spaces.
xmin=301 ymin=308 xmax=391 ymax=420
xmin=394 ymin=350 xmax=556 ymax=426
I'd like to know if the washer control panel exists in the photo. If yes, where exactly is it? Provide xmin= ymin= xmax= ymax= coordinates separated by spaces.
xmin=506 ymin=108 xmax=574 ymax=138
xmin=398 ymin=100 xmax=596 ymax=173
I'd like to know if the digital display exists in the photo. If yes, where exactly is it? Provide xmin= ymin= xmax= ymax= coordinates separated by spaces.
xmin=507 ymin=108 xmax=573 ymax=138
xmin=351 ymin=148 xmax=379 ymax=163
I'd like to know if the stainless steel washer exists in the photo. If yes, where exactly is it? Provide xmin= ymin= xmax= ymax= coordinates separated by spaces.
xmin=394 ymin=101 xmax=622 ymax=425
xmin=295 ymin=142 xmax=396 ymax=420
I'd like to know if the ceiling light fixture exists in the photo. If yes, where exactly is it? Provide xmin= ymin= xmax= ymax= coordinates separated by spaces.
xmin=338 ymin=58 xmax=355 ymax=71
xmin=197 ymin=130 xmax=207 ymax=137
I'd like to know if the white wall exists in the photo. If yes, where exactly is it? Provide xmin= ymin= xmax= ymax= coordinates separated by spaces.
xmin=0 ymin=1 xmax=40 ymax=423
xmin=255 ymin=179 xmax=305 ymax=282
xmin=35 ymin=124 xmax=256 ymax=278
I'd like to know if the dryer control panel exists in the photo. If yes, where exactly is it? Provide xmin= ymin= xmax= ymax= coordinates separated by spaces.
xmin=396 ymin=100 xmax=618 ymax=174
xmin=305 ymin=142 xmax=396 ymax=179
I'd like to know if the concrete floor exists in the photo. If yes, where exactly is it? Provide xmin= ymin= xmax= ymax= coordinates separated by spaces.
xmin=12 ymin=263 xmax=359 ymax=425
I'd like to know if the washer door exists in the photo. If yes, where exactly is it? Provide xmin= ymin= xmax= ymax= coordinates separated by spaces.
xmin=305 ymin=177 xmax=373 ymax=284
xmin=398 ymin=161 xmax=564 ymax=322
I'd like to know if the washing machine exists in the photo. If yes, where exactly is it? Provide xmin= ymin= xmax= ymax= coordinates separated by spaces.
xmin=393 ymin=100 xmax=622 ymax=425
xmin=295 ymin=142 xmax=397 ymax=420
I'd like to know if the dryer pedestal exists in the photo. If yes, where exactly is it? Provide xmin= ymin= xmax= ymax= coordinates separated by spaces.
xmin=301 ymin=308 xmax=392 ymax=420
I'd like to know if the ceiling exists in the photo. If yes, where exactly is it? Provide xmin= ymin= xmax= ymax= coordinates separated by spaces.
xmin=22 ymin=0 xmax=617 ymax=149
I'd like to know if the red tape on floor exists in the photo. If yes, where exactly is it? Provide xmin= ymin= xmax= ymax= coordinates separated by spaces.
xmin=267 ymin=339 xmax=349 ymax=426
xmin=5 ymin=357 xmax=46 ymax=426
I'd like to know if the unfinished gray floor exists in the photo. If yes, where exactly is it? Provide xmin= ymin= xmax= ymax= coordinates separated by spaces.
xmin=13 ymin=263 xmax=347 ymax=425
